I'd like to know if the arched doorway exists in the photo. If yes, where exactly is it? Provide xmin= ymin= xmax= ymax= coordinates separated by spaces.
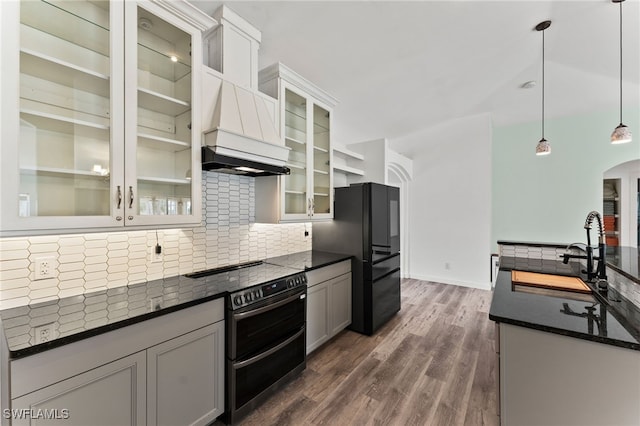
xmin=603 ymin=159 xmax=640 ymax=248
xmin=388 ymin=161 xmax=412 ymax=277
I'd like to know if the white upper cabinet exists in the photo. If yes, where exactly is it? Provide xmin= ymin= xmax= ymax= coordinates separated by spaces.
xmin=257 ymin=63 xmax=338 ymax=222
xmin=0 ymin=0 xmax=214 ymax=235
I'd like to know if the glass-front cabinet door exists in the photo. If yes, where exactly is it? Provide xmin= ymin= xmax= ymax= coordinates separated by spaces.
xmin=277 ymin=81 xmax=334 ymax=222
xmin=256 ymin=63 xmax=338 ymax=223
xmin=283 ymin=88 xmax=310 ymax=218
xmin=0 ymin=1 xmax=208 ymax=234
xmin=312 ymin=103 xmax=332 ymax=219
xmin=125 ymin=3 xmax=200 ymax=226
xmin=0 ymin=0 xmax=122 ymax=232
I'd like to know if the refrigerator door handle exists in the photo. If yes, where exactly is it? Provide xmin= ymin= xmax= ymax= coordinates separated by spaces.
xmin=372 ymin=267 xmax=401 ymax=283
xmin=373 ymin=249 xmax=392 ymax=255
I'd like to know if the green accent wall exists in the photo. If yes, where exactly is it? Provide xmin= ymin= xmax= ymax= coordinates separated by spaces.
xmin=492 ymin=107 xmax=640 ymax=248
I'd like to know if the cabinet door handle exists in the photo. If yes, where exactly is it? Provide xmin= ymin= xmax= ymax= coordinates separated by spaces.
xmin=128 ymin=186 xmax=134 ymax=209
xmin=311 ymin=198 xmax=315 ymax=216
xmin=116 ymin=186 xmax=122 ymax=209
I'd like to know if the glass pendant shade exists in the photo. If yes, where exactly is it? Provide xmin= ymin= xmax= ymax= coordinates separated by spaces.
xmin=536 ymin=138 xmax=551 ymax=155
xmin=611 ymin=123 xmax=632 ymax=144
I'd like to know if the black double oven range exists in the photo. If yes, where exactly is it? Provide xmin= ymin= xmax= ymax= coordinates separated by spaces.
xmin=187 ymin=260 xmax=308 ymax=424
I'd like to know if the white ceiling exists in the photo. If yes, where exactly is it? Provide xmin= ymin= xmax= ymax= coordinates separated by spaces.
xmin=190 ymin=0 xmax=640 ymax=155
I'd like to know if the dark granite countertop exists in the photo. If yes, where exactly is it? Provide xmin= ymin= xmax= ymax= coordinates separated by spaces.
xmin=0 ymin=251 xmax=352 ymax=359
xmin=606 ymin=245 xmax=639 ymax=284
xmin=497 ymin=240 xmax=640 ymax=284
xmin=489 ymin=256 xmax=640 ymax=351
xmin=264 ymin=250 xmax=352 ymax=271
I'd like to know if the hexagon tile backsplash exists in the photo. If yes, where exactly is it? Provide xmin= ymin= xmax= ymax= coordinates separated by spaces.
xmin=0 ymin=172 xmax=312 ymax=308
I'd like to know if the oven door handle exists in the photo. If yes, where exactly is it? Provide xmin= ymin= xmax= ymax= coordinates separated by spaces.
xmin=233 ymin=291 xmax=306 ymax=320
xmin=234 ymin=328 xmax=304 ymax=369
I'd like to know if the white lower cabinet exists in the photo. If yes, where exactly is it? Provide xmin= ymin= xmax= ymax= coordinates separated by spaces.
xmin=307 ymin=282 xmax=330 ymax=353
xmin=11 ymin=352 xmax=146 ymax=426
xmin=147 ymin=323 xmax=224 ymax=426
xmin=306 ymin=260 xmax=352 ymax=354
xmin=8 ymin=299 xmax=224 ymax=426
xmin=329 ymin=273 xmax=352 ymax=335
xmin=499 ymin=323 xmax=640 ymax=426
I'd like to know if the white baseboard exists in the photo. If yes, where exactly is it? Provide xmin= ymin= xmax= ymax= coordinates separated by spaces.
xmin=406 ymin=273 xmax=491 ymax=291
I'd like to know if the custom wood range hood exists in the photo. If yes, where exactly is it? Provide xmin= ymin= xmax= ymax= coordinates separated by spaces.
xmin=201 ymin=5 xmax=291 ymax=177
xmin=202 ymin=79 xmax=290 ymax=176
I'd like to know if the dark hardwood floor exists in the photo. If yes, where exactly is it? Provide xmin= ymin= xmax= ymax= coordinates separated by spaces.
xmin=232 ymin=279 xmax=498 ymax=426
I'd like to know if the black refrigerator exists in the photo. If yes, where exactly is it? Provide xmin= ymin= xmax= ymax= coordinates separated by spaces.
xmin=313 ymin=182 xmax=401 ymax=335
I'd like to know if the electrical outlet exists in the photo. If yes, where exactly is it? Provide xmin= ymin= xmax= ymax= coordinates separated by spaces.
xmin=150 ymin=246 xmax=163 ymax=263
xmin=149 ymin=296 xmax=163 ymax=311
xmin=35 ymin=323 xmax=55 ymax=344
xmin=35 ymin=257 xmax=55 ymax=280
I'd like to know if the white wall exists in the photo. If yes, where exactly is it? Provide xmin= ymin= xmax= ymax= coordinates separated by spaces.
xmin=347 ymin=138 xmax=387 ymax=184
xmin=395 ymin=113 xmax=493 ymax=289
xmin=492 ymin=107 xmax=640 ymax=249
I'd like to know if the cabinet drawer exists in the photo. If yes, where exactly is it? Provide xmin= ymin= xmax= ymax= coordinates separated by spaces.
xmin=306 ymin=259 xmax=351 ymax=287
xmin=366 ymin=253 xmax=400 ymax=281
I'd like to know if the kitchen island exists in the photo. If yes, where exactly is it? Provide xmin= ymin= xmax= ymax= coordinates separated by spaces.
xmin=489 ymin=255 xmax=640 ymax=426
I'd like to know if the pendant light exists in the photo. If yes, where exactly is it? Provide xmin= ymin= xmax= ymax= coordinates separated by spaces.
xmin=611 ymin=0 xmax=632 ymax=144
xmin=535 ymin=20 xmax=552 ymax=156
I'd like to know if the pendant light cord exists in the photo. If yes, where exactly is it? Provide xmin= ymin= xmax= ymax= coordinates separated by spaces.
xmin=542 ymin=28 xmax=545 ymax=139
xmin=619 ymin=0 xmax=623 ymax=124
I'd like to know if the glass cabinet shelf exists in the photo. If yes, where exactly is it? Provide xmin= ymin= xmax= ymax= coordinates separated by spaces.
xmin=20 ymin=166 xmax=110 ymax=179
xmin=138 ymin=176 xmax=191 ymax=185
xmin=20 ymin=50 xmax=109 ymax=96
xmin=21 ymin=0 xmax=110 ymax=57
xmin=288 ymin=163 xmax=306 ymax=172
xmin=284 ymin=106 xmax=306 ymax=120
xmin=286 ymin=138 xmax=307 ymax=152
xmin=20 ymin=110 xmax=110 ymax=133
xmin=138 ymin=88 xmax=190 ymax=116
xmin=285 ymin=136 xmax=306 ymax=146
xmin=137 ymin=43 xmax=190 ymax=82
xmin=138 ymin=133 xmax=190 ymax=152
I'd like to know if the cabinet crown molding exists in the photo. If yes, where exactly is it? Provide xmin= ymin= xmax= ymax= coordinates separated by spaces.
xmin=212 ymin=5 xmax=262 ymax=42
xmin=151 ymin=0 xmax=217 ymax=31
xmin=259 ymin=62 xmax=339 ymax=108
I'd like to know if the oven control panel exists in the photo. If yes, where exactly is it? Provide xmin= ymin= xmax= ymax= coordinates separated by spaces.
xmin=230 ymin=272 xmax=307 ymax=309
